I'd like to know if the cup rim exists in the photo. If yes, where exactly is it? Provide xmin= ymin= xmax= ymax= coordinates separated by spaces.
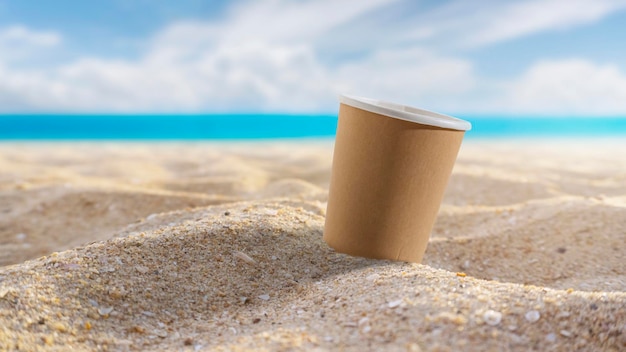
xmin=339 ymin=95 xmax=472 ymax=131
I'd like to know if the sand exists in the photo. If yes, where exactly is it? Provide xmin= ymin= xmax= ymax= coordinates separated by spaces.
xmin=0 ymin=140 xmax=624 ymax=351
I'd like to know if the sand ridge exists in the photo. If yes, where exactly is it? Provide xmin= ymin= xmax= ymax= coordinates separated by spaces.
xmin=0 ymin=140 xmax=625 ymax=351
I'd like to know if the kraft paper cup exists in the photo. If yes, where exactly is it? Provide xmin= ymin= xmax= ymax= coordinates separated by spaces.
xmin=323 ymin=95 xmax=471 ymax=263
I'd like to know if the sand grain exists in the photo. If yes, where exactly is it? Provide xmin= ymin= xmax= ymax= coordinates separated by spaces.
xmin=0 ymin=140 xmax=624 ymax=351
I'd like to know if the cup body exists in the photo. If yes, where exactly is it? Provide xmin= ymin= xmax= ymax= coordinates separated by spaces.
xmin=323 ymin=96 xmax=470 ymax=263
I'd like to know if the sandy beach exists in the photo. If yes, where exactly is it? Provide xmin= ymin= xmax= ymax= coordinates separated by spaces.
xmin=0 ymin=140 xmax=624 ymax=351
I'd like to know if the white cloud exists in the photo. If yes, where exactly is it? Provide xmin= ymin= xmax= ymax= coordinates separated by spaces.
xmin=50 ymin=43 xmax=335 ymax=112
xmin=0 ymin=43 xmax=474 ymax=113
xmin=0 ymin=0 xmax=626 ymax=114
xmin=145 ymin=0 xmax=396 ymax=64
xmin=501 ymin=59 xmax=626 ymax=115
xmin=219 ymin=0 xmax=395 ymax=45
xmin=0 ymin=25 xmax=61 ymax=62
xmin=0 ymin=35 xmax=340 ymax=112
xmin=318 ymin=0 xmax=626 ymax=55
xmin=334 ymin=48 xmax=476 ymax=111
xmin=0 ymin=25 xmax=60 ymax=47
xmin=0 ymin=0 xmax=404 ymax=112
xmin=450 ymin=0 xmax=626 ymax=47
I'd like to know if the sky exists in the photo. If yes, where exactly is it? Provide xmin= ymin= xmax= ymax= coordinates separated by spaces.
xmin=1 ymin=0 xmax=626 ymax=115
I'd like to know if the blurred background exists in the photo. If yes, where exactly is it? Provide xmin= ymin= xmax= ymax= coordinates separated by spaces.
xmin=1 ymin=0 xmax=626 ymax=138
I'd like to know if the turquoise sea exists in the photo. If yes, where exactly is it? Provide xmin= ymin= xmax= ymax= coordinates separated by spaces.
xmin=1 ymin=114 xmax=626 ymax=139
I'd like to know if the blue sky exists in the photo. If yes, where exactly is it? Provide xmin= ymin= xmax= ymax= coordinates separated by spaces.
xmin=1 ymin=0 xmax=626 ymax=115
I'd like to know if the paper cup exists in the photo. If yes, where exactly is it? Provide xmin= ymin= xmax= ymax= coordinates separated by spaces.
xmin=324 ymin=95 xmax=471 ymax=263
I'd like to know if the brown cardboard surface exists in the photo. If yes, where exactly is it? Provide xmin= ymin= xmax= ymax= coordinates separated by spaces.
xmin=324 ymin=103 xmax=465 ymax=263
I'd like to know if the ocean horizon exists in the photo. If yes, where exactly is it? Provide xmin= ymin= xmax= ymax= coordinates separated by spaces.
xmin=1 ymin=114 xmax=626 ymax=140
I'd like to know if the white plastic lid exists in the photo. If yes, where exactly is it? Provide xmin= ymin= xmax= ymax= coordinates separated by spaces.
xmin=339 ymin=95 xmax=472 ymax=131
